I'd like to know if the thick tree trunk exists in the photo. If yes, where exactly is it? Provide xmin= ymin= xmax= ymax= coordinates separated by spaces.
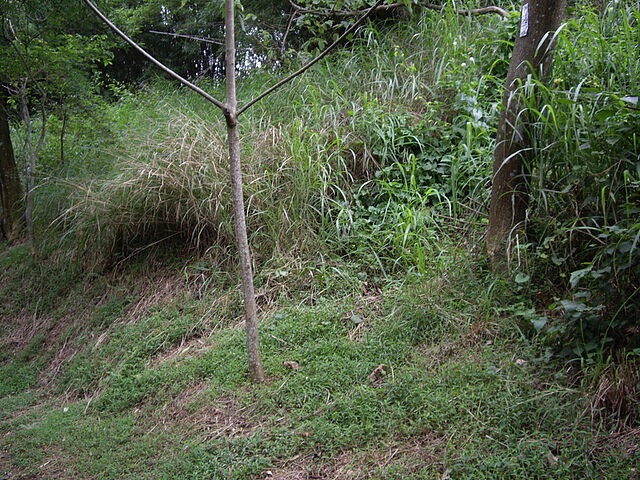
xmin=0 ymin=87 xmax=22 ymax=242
xmin=486 ymin=0 xmax=566 ymax=266
xmin=224 ymin=0 xmax=265 ymax=384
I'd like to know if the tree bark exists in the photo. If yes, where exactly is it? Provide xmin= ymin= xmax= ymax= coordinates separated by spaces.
xmin=224 ymin=0 xmax=265 ymax=384
xmin=486 ymin=0 xmax=567 ymax=266
xmin=0 ymin=87 xmax=22 ymax=242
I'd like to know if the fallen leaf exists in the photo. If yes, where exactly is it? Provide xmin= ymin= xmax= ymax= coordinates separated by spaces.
xmin=370 ymin=364 xmax=387 ymax=384
xmin=283 ymin=360 xmax=300 ymax=370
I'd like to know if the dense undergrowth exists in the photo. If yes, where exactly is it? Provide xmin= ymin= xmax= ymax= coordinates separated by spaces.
xmin=1 ymin=2 xmax=639 ymax=478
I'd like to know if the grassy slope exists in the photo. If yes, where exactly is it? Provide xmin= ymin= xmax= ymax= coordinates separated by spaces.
xmin=1 ymin=5 xmax=639 ymax=480
xmin=3 ymin=241 xmax=629 ymax=480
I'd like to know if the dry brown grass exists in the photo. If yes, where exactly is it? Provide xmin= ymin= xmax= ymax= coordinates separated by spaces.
xmin=55 ymin=110 xmax=325 ymax=270
xmin=136 ymin=382 xmax=266 ymax=445
xmin=585 ymin=360 xmax=640 ymax=431
xmin=264 ymin=432 xmax=451 ymax=480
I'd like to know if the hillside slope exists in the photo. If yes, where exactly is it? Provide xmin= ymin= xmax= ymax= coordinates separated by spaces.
xmin=2 ymin=4 xmax=639 ymax=478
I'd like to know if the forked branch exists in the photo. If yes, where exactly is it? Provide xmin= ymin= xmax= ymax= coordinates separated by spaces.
xmin=82 ymin=0 xmax=389 ymax=384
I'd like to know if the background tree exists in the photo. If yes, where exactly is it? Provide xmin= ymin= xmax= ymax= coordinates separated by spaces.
xmin=0 ymin=87 xmax=22 ymax=242
xmin=96 ymin=0 xmax=291 ymax=83
xmin=486 ymin=0 xmax=567 ymax=266
xmin=0 ymin=0 xmax=113 ymax=250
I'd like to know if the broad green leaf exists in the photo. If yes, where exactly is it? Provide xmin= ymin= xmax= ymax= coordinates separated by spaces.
xmin=530 ymin=317 xmax=547 ymax=332
xmin=569 ymin=266 xmax=592 ymax=289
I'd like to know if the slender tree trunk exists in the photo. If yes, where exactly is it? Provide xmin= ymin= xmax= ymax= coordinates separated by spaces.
xmin=486 ymin=0 xmax=567 ymax=266
xmin=60 ymin=101 xmax=66 ymax=164
xmin=83 ymin=0 xmax=381 ymax=384
xmin=19 ymin=83 xmax=36 ymax=255
xmin=0 ymin=87 xmax=22 ymax=242
xmin=18 ymin=81 xmax=46 ymax=257
xmin=224 ymin=0 xmax=265 ymax=384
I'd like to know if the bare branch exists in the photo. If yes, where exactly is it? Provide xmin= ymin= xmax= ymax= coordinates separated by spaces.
xmin=148 ymin=30 xmax=224 ymax=45
xmin=82 ymin=0 xmax=226 ymax=111
xmin=238 ymin=0 xmax=386 ymax=115
xmin=281 ymin=5 xmax=297 ymax=55
xmin=425 ymin=4 xmax=510 ymax=17
xmin=289 ymin=0 xmax=510 ymax=18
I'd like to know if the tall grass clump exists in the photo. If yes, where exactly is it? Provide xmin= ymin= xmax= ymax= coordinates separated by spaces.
xmin=56 ymin=108 xmax=234 ymax=268
xmin=285 ymin=9 xmax=513 ymax=275
xmin=55 ymin=89 xmax=340 ymax=269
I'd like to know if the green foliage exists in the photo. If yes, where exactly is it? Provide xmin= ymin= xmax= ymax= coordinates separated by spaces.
xmin=514 ymin=4 xmax=640 ymax=362
xmin=100 ymin=0 xmax=290 ymax=81
xmin=0 ymin=335 xmax=46 ymax=396
xmin=302 ymin=13 xmax=504 ymax=276
xmin=332 ymin=101 xmax=491 ymax=275
xmin=0 ymin=0 xmax=115 ymax=111
xmin=290 ymin=0 xmax=468 ymax=51
xmin=2 ymin=3 xmax=640 ymax=478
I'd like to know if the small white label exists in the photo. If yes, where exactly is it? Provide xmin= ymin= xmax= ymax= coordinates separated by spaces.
xmin=520 ymin=3 xmax=529 ymax=37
